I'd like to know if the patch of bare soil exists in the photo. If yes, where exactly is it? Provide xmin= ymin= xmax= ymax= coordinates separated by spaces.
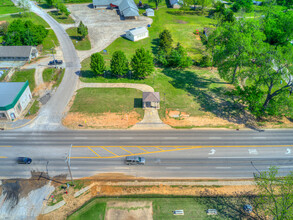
xmin=176 ymin=20 xmax=188 ymax=24
xmin=164 ymin=110 xmax=241 ymax=128
xmin=62 ymin=111 xmax=141 ymax=129
xmin=33 ymin=82 xmax=54 ymax=97
xmin=105 ymin=201 xmax=153 ymax=220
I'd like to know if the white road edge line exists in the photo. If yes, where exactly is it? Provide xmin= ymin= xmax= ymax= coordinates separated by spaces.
xmin=215 ymin=167 xmax=231 ymax=169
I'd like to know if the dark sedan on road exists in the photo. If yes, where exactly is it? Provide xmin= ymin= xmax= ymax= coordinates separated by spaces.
xmin=17 ymin=157 xmax=32 ymax=164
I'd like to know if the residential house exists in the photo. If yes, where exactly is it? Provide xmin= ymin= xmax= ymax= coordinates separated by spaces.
xmin=0 ymin=46 xmax=38 ymax=62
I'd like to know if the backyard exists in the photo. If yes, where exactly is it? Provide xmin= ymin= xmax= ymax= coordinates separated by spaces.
xmin=0 ymin=0 xmax=20 ymax=15
xmin=9 ymin=69 xmax=36 ymax=92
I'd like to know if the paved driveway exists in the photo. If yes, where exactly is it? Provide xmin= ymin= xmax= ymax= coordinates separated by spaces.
xmin=67 ymin=4 xmax=153 ymax=61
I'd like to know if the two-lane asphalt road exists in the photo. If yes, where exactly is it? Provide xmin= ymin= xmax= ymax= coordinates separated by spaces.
xmin=0 ymin=129 xmax=292 ymax=179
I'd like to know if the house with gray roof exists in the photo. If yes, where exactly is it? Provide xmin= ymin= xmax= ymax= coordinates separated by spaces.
xmin=93 ymin=0 xmax=139 ymax=19
xmin=126 ymin=27 xmax=148 ymax=41
xmin=143 ymin=92 xmax=160 ymax=109
xmin=0 ymin=81 xmax=32 ymax=121
xmin=0 ymin=46 xmax=38 ymax=62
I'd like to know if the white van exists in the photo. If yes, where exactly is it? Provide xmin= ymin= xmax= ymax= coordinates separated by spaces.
xmin=125 ymin=156 xmax=145 ymax=165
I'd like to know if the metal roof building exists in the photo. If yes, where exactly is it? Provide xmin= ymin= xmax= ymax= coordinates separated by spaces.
xmin=0 ymin=46 xmax=38 ymax=62
xmin=0 ymin=81 xmax=32 ymax=121
xmin=125 ymin=27 xmax=149 ymax=41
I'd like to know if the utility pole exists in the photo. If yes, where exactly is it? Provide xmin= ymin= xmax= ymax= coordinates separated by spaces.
xmin=66 ymin=144 xmax=74 ymax=185
xmin=51 ymin=47 xmax=57 ymax=69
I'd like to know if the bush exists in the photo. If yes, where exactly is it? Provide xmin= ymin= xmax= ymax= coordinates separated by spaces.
xmin=90 ymin=53 xmax=106 ymax=76
xmin=199 ymin=55 xmax=212 ymax=67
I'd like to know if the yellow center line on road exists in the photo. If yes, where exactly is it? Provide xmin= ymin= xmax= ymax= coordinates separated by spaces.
xmin=101 ymin=146 xmax=118 ymax=156
xmin=73 ymin=145 xmax=293 ymax=148
xmin=88 ymin=147 xmax=101 ymax=158
xmin=120 ymin=147 xmax=133 ymax=155
xmin=0 ymin=156 xmax=7 ymax=158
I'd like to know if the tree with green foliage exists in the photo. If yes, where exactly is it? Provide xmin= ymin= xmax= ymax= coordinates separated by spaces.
xmin=213 ymin=2 xmax=235 ymax=23
xmin=184 ymin=0 xmax=198 ymax=10
xmin=198 ymin=0 xmax=212 ymax=10
xmin=0 ymin=22 xmax=9 ymax=35
xmin=77 ymin=21 xmax=88 ymax=40
xmin=4 ymin=19 xmax=48 ymax=46
xmin=110 ymin=51 xmax=129 ymax=77
xmin=90 ymin=53 xmax=106 ymax=76
xmin=208 ymin=19 xmax=265 ymax=84
xmin=168 ymin=43 xmax=193 ymax=68
xmin=159 ymin=29 xmax=173 ymax=54
xmin=56 ymin=3 xmax=70 ymax=17
xmin=254 ymin=167 xmax=293 ymax=219
xmin=148 ymin=0 xmax=162 ymax=10
xmin=45 ymin=0 xmax=55 ymax=7
xmin=130 ymin=48 xmax=154 ymax=79
xmin=276 ymin=0 xmax=293 ymax=8
xmin=263 ymin=10 xmax=293 ymax=46
xmin=232 ymin=0 xmax=253 ymax=12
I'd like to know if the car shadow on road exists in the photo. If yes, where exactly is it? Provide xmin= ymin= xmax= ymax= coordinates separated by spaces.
xmin=162 ymin=68 xmax=262 ymax=131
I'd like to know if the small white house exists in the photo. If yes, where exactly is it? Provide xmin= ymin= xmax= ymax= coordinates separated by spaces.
xmin=145 ymin=8 xmax=154 ymax=17
xmin=125 ymin=27 xmax=149 ymax=42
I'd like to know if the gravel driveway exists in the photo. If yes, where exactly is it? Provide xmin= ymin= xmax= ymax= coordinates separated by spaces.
xmin=67 ymin=4 xmax=153 ymax=61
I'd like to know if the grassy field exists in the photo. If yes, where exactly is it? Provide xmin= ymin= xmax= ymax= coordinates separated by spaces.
xmin=67 ymin=200 xmax=106 ymax=220
xmin=80 ymin=60 xmax=227 ymax=119
xmin=66 ymin=27 xmax=91 ymax=51
xmin=48 ymin=10 xmax=75 ymax=24
xmin=10 ymin=69 xmax=36 ymax=92
xmin=93 ymin=6 xmax=214 ymax=65
xmin=0 ymin=13 xmax=50 ymax=28
xmin=42 ymin=29 xmax=60 ymax=54
xmin=70 ymin=88 xmax=144 ymax=116
xmin=42 ymin=68 xmax=65 ymax=88
xmin=0 ymin=0 xmax=20 ymax=15
xmin=67 ymin=197 xmax=252 ymax=220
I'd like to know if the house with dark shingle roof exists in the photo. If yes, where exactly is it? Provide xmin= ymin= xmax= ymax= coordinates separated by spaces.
xmin=93 ymin=0 xmax=139 ymax=19
xmin=0 ymin=81 xmax=32 ymax=121
xmin=0 ymin=46 xmax=38 ymax=62
xmin=143 ymin=92 xmax=160 ymax=109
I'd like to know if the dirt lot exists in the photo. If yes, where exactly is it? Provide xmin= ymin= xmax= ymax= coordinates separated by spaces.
xmin=105 ymin=201 xmax=153 ymax=220
xmin=62 ymin=111 xmax=141 ymax=129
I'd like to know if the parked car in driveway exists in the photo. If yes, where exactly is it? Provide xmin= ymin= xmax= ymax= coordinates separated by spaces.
xmin=48 ymin=60 xmax=63 ymax=65
xmin=17 ymin=157 xmax=32 ymax=164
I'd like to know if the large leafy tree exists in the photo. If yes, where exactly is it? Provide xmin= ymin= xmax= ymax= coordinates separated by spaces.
xmin=263 ymin=10 xmax=293 ymax=46
xmin=168 ymin=43 xmax=193 ymax=68
xmin=208 ymin=19 xmax=265 ymax=84
xmin=276 ymin=0 xmax=293 ymax=8
xmin=198 ymin=0 xmax=212 ymax=10
xmin=130 ymin=48 xmax=154 ymax=79
xmin=110 ymin=51 xmax=129 ymax=77
xmin=254 ymin=167 xmax=293 ymax=219
xmin=90 ymin=53 xmax=106 ymax=76
xmin=4 ymin=19 xmax=48 ymax=46
xmin=232 ymin=0 xmax=253 ymax=12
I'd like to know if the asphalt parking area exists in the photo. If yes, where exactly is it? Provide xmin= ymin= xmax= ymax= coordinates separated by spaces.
xmin=66 ymin=4 xmax=152 ymax=60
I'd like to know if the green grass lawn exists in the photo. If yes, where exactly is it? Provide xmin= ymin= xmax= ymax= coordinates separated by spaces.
xmin=67 ymin=200 xmax=106 ymax=220
xmin=0 ymin=12 xmax=50 ymax=28
xmin=66 ymin=27 xmax=91 ymax=51
xmin=42 ymin=68 xmax=65 ymax=88
xmin=48 ymin=10 xmax=75 ymax=24
xmin=26 ymin=100 xmax=40 ymax=116
xmin=10 ymin=69 xmax=36 ymax=92
xmin=67 ymin=197 xmax=252 ymax=220
xmin=70 ymin=88 xmax=144 ymax=117
xmin=42 ymin=29 xmax=60 ymax=54
xmin=0 ymin=0 xmax=20 ymax=15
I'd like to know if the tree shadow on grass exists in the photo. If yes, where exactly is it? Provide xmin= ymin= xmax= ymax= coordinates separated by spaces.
xmin=162 ymin=68 xmax=259 ymax=130
xmin=199 ymin=191 xmax=266 ymax=220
